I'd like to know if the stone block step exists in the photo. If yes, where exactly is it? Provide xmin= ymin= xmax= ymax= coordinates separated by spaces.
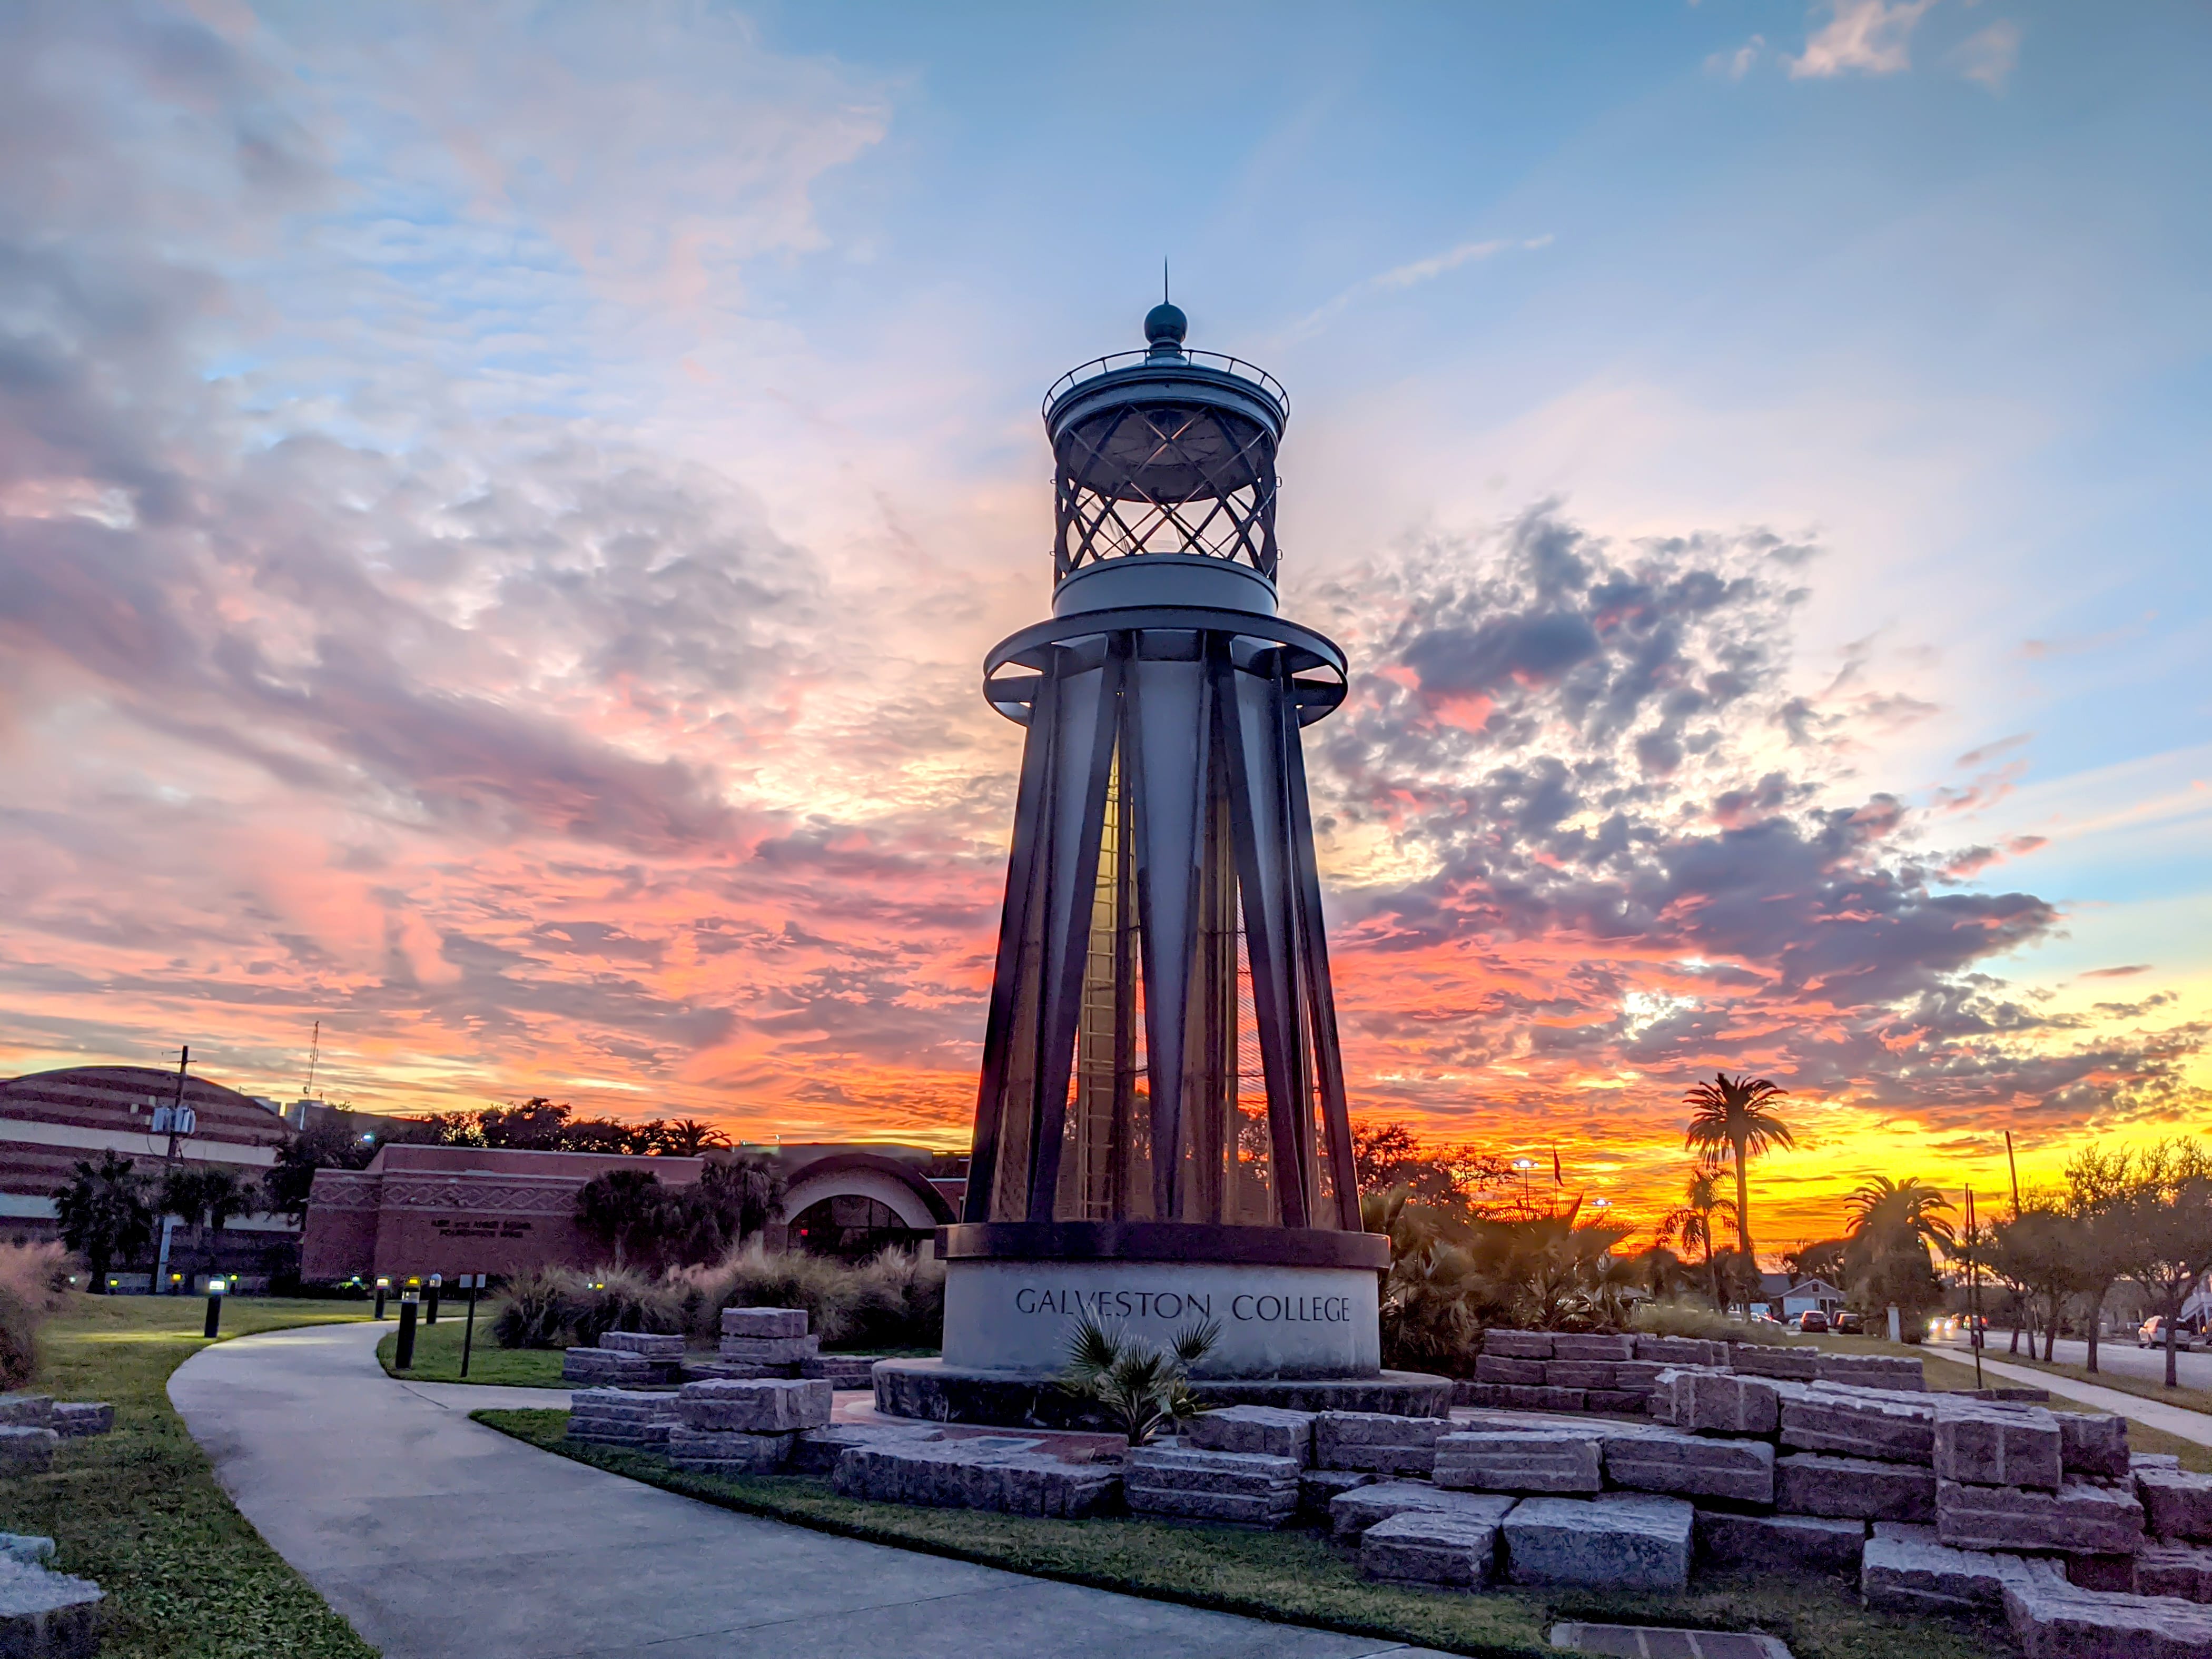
xmin=0 ymin=1555 xmax=103 ymax=1659
xmin=2139 ymin=1467 xmax=2212 ymax=1543
xmin=1314 ymin=1411 xmax=1449 ymax=1476
xmin=1432 ymin=1431 xmax=1600 ymax=1494
xmin=722 ymin=1306 xmax=807 ymax=1339
xmin=832 ymin=1441 xmax=1120 ymax=1518
xmin=1933 ymin=1395 xmax=2063 ymax=1490
xmin=2003 ymin=1556 xmax=2212 ymax=1658
xmin=676 ymin=1377 xmax=832 ymax=1433
xmin=1328 ymin=1480 xmax=1514 ymax=1542
xmin=1503 ymin=1494 xmax=1695 ymax=1591
xmin=1935 ymin=1476 xmax=2146 ymax=1556
xmin=1695 ymin=1512 xmax=1864 ymax=1572
xmin=1183 ymin=1405 xmax=1315 ymax=1464
xmin=1599 ymin=1427 xmax=1774 ymax=1505
xmin=1359 ymin=1510 xmax=1502 ymax=1587
xmin=1861 ymin=1523 xmax=2029 ymax=1614
xmin=1775 ymin=1453 xmax=1936 ymax=1523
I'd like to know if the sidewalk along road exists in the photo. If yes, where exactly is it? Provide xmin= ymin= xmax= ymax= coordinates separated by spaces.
xmin=169 ymin=1320 xmax=1458 ymax=1659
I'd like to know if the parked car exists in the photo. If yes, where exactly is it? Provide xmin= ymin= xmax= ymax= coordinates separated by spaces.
xmin=1796 ymin=1310 xmax=1830 ymax=1334
xmin=2140 ymin=1317 xmax=2200 ymax=1352
xmin=1831 ymin=1310 xmax=1864 ymax=1335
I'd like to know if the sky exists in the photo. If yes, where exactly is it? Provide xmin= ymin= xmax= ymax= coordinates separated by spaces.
xmin=2 ymin=0 xmax=2208 ymax=1253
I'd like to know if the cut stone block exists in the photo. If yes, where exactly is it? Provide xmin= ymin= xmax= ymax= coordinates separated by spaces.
xmin=1481 ymin=1330 xmax=1553 ymax=1360
xmin=1475 ymin=1355 xmax=1547 ymax=1386
xmin=0 ymin=1396 xmax=53 ymax=1429
xmin=722 ymin=1306 xmax=808 ymax=1339
xmin=2141 ymin=1468 xmax=2212 ymax=1542
xmin=2003 ymin=1556 xmax=2212 ymax=1659
xmin=1599 ymin=1426 xmax=1774 ymax=1505
xmin=1632 ymin=1337 xmax=1729 ymax=1368
xmin=1729 ymin=1344 xmax=1821 ymax=1381
xmin=1614 ymin=1361 xmax=1668 ymax=1390
xmin=2136 ymin=1453 xmax=2184 ymax=1473
xmin=1647 ymin=1379 xmax=1678 ymax=1425
xmin=2135 ymin=1542 xmax=2212 ymax=1603
xmin=598 ymin=1330 xmax=684 ymax=1359
xmin=1183 ymin=1405 xmax=1314 ymax=1465
xmin=1779 ymin=1385 xmax=1936 ymax=1464
xmin=1328 ymin=1480 xmax=1515 ymax=1542
xmin=1551 ymin=1334 xmax=1635 ymax=1362
xmin=0 ymin=1555 xmax=103 ymax=1659
xmin=0 ymin=1428 xmax=58 ymax=1476
xmin=1453 ymin=1381 xmax=1507 ymax=1409
xmin=1502 ymin=1385 xmax=1588 ymax=1413
xmin=787 ymin=1420 xmax=942 ymax=1477
xmin=2065 ymin=1554 xmax=2139 ymax=1594
xmin=46 ymin=1405 xmax=111 ymax=1439
xmin=1432 ymin=1431 xmax=1601 ymax=1494
xmin=1672 ymin=1370 xmax=1781 ymax=1436
xmin=832 ymin=1440 xmax=1120 ymax=1518
xmin=1586 ymin=1390 xmax=1652 ymax=1414
xmin=666 ymin=1425 xmax=794 ymax=1474
xmin=2059 ymin=1414 xmax=2131 ymax=1479
xmin=1300 ymin=1468 xmax=1373 ymax=1518
xmin=1934 ymin=1395 xmax=2063 ymax=1490
xmin=1314 ymin=1411 xmax=1450 ymax=1476
xmin=561 ymin=1347 xmax=655 ymax=1386
xmin=1695 ymin=1511 xmax=1863 ymax=1572
xmin=1125 ymin=1446 xmax=1301 ymax=1526
xmin=1813 ymin=1352 xmax=1925 ymax=1391
xmin=1546 ymin=1361 xmax=1619 ymax=1390
xmin=718 ymin=1334 xmax=819 ymax=1365
xmin=566 ymin=1389 xmax=680 ymax=1448
xmin=676 ymin=1377 xmax=832 ymax=1433
xmin=1861 ymin=1523 xmax=2031 ymax=1613
xmin=1937 ymin=1476 xmax=2146 ymax=1556
xmin=1503 ymin=1493 xmax=1695 ymax=1591
xmin=799 ymin=1356 xmax=878 ymax=1388
xmin=0 ymin=1539 xmax=52 ymax=1567
xmin=1360 ymin=1509 xmax=1502 ymax=1587
xmin=1776 ymin=1453 xmax=1937 ymax=1523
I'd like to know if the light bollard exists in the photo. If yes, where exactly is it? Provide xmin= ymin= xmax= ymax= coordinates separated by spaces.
xmin=374 ymin=1276 xmax=390 ymax=1320
xmin=426 ymin=1272 xmax=442 ymax=1326
xmin=203 ymin=1277 xmax=226 ymax=1339
xmin=396 ymin=1292 xmax=420 ymax=1370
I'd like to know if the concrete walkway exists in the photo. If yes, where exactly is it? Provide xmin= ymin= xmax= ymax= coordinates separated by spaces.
xmin=1931 ymin=1342 xmax=2212 ymax=1447
xmin=169 ymin=1321 xmax=1452 ymax=1659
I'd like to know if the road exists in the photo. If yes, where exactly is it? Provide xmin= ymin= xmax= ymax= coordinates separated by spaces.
xmin=169 ymin=1320 xmax=1454 ymax=1659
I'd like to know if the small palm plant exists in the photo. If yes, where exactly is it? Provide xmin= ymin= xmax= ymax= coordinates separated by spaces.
xmin=1056 ymin=1314 xmax=1219 ymax=1445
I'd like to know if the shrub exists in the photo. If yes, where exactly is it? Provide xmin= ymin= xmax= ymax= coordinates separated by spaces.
xmin=0 ymin=1241 xmax=73 ymax=1388
xmin=677 ymin=1242 xmax=945 ymax=1350
xmin=491 ymin=1267 xmax=577 ymax=1349
xmin=1056 ymin=1314 xmax=1217 ymax=1446
xmin=490 ymin=1265 xmax=687 ymax=1349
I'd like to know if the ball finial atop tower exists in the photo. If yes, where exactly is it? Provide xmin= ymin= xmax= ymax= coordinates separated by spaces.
xmin=1143 ymin=300 xmax=1188 ymax=353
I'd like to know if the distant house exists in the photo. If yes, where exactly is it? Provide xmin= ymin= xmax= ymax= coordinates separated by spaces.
xmin=1759 ymin=1272 xmax=1845 ymax=1320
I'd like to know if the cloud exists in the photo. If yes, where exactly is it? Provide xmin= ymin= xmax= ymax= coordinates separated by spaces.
xmin=1788 ymin=0 xmax=1934 ymax=80
xmin=1707 ymin=36 xmax=1766 ymax=81
xmin=1283 ymin=235 xmax=1554 ymax=342
xmin=1953 ymin=21 xmax=2022 ymax=91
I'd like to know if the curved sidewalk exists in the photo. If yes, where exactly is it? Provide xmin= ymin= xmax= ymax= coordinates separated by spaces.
xmin=1932 ymin=1341 xmax=2212 ymax=1447
xmin=170 ymin=1321 xmax=1448 ymax=1659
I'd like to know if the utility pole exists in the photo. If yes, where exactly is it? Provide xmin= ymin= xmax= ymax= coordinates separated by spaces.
xmin=167 ymin=1045 xmax=190 ymax=1160
xmin=2004 ymin=1130 xmax=2022 ymax=1217
xmin=1966 ymin=1186 xmax=1984 ymax=1389
xmin=303 ymin=1020 xmax=320 ymax=1101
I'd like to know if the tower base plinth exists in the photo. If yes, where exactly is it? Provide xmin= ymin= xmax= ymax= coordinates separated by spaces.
xmin=871 ymin=1357 xmax=1452 ymax=1431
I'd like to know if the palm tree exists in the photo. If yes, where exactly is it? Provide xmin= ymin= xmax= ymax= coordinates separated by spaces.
xmin=54 ymin=1153 xmax=155 ymax=1291
xmin=1656 ymin=1168 xmax=1738 ymax=1310
xmin=160 ymin=1167 xmax=253 ymax=1288
xmin=1683 ymin=1072 xmax=1796 ymax=1261
xmin=661 ymin=1119 xmax=732 ymax=1158
xmin=1843 ymin=1176 xmax=1956 ymax=1253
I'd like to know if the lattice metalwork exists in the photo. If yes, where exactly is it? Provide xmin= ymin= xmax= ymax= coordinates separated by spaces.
xmin=1052 ymin=401 xmax=1279 ymax=580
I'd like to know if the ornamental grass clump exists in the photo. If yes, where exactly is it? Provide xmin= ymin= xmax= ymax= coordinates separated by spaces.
xmin=489 ymin=1265 xmax=685 ymax=1349
xmin=0 ymin=1240 xmax=73 ymax=1387
xmin=1056 ymin=1313 xmax=1218 ymax=1445
xmin=677 ymin=1240 xmax=945 ymax=1350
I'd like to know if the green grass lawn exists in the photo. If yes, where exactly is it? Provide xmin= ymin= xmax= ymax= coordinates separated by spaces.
xmin=477 ymin=1407 xmax=2007 ymax=1659
xmin=0 ymin=1296 xmax=376 ymax=1659
xmin=373 ymin=1314 xmax=567 ymax=1386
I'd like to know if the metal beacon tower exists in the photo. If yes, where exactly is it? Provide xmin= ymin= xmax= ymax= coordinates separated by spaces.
xmin=880 ymin=302 xmax=1447 ymax=1425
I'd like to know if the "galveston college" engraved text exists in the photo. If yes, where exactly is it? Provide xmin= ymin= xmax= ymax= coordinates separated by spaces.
xmin=1012 ymin=1286 xmax=1352 ymax=1324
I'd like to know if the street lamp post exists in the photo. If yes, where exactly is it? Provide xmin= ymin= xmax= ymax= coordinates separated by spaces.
xmin=203 ymin=1277 xmax=226 ymax=1339
xmin=426 ymin=1273 xmax=442 ymax=1326
xmin=373 ymin=1276 xmax=389 ymax=1320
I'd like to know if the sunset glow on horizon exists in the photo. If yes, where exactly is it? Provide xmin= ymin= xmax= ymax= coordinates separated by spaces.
xmin=4 ymin=2 xmax=2208 ymax=1257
